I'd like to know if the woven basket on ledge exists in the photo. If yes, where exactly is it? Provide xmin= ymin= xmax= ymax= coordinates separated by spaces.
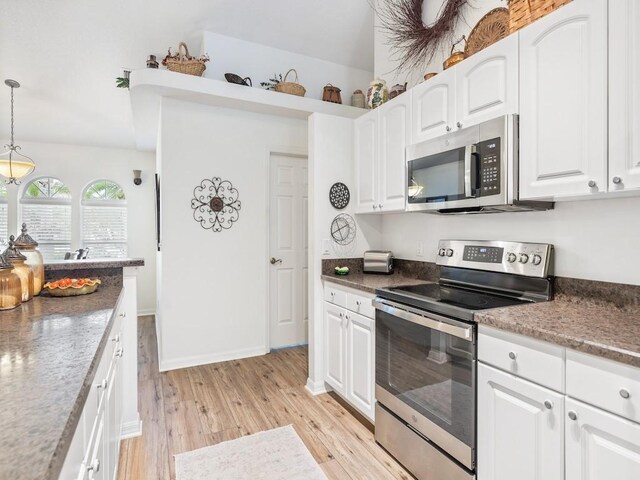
xmin=508 ymin=0 xmax=573 ymax=33
xmin=163 ymin=42 xmax=207 ymax=77
xmin=275 ymin=69 xmax=306 ymax=97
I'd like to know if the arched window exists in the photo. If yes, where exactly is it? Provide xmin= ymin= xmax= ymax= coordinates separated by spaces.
xmin=20 ymin=177 xmax=72 ymax=260
xmin=0 ymin=184 xmax=7 ymax=247
xmin=82 ymin=180 xmax=127 ymax=258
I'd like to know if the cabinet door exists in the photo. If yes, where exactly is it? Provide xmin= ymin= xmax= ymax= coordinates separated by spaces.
xmin=519 ymin=0 xmax=607 ymax=200
xmin=354 ymin=111 xmax=378 ymax=213
xmin=324 ymin=302 xmax=346 ymax=395
xmin=455 ymin=34 xmax=518 ymax=129
xmin=87 ymin=411 xmax=106 ymax=480
xmin=609 ymin=0 xmax=640 ymax=192
xmin=478 ymin=363 xmax=564 ymax=480
xmin=378 ymin=96 xmax=409 ymax=213
xmin=411 ymin=68 xmax=456 ymax=143
xmin=566 ymin=398 xmax=640 ymax=480
xmin=346 ymin=312 xmax=375 ymax=421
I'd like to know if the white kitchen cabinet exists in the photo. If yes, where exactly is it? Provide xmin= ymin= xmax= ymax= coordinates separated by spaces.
xmin=478 ymin=363 xmax=564 ymax=480
xmin=411 ymin=67 xmax=456 ymax=143
xmin=519 ymin=0 xmax=608 ymax=200
xmin=346 ymin=312 xmax=375 ymax=420
xmin=455 ymin=34 xmax=518 ymax=130
xmin=566 ymin=398 xmax=640 ymax=480
xmin=324 ymin=301 xmax=347 ymax=396
xmin=354 ymin=95 xmax=409 ymax=214
xmin=609 ymin=0 xmax=640 ymax=192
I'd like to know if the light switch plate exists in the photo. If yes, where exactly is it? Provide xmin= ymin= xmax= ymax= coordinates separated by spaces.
xmin=322 ymin=239 xmax=331 ymax=255
xmin=417 ymin=240 xmax=424 ymax=257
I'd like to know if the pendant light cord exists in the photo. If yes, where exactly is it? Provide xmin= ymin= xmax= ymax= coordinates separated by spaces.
xmin=9 ymin=85 xmax=14 ymax=146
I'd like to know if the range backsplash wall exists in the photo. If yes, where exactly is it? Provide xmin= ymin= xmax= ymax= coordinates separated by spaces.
xmin=381 ymin=196 xmax=640 ymax=286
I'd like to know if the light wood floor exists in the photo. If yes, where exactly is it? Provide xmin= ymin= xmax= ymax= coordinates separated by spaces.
xmin=117 ymin=316 xmax=413 ymax=480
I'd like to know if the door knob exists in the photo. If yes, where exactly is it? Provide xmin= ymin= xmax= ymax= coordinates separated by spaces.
xmin=270 ymin=257 xmax=282 ymax=265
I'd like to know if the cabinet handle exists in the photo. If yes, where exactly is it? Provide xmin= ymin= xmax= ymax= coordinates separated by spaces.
xmin=330 ymin=292 xmax=335 ymax=297
xmin=612 ymin=176 xmax=622 ymax=185
xmin=588 ymin=180 xmax=597 ymax=188
xmin=96 ymin=378 xmax=108 ymax=390
xmin=111 ymin=334 xmax=120 ymax=342
xmin=356 ymin=300 xmax=361 ymax=306
xmin=508 ymin=351 xmax=517 ymax=360
xmin=339 ymin=312 xmax=343 ymax=318
xmin=446 ymin=125 xmax=452 ymax=132
xmin=378 ymin=203 xmax=383 ymax=209
xmin=456 ymin=121 xmax=463 ymax=128
xmin=117 ymin=347 xmax=124 ymax=357
xmin=87 ymin=458 xmax=100 ymax=472
xmin=119 ymin=311 xmax=126 ymax=318
xmin=373 ymin=204 xmax=378 ymax=210
xmin=544 ymin=400 xmax=553 ymax=410
xmin=568 ymin=410 xmax=578 ymax=421
xmin=620 ymin=388 xmax=631 ymax=399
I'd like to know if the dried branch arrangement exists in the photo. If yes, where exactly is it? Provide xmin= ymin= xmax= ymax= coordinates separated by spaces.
xmin=372 ymin=0 xmax=468 ymax=73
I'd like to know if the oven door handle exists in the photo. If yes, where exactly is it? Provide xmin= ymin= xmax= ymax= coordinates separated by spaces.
xmin=373 ymin=299 xmax=473 ymax=342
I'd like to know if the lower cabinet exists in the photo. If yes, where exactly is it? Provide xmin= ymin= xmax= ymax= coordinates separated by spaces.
xmin=566 ymin=398 xmax=640 ymax=480
xmin=478 ymin=363 xmax=564 ymax=480
xmin=323 ymin=283 xmax=375 ymax=422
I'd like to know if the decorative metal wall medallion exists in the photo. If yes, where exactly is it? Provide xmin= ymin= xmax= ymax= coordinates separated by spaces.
xmin=331 ymin=213 xmax=356 ymax=246
xmin=329 ymin=182 xmax=350 ymax=209
xmin=191 ymin=177 xmax=241 ymax=232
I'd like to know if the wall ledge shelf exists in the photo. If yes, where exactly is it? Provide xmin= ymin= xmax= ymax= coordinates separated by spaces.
xmin=130 ymin=69 xmax=366 ymax=151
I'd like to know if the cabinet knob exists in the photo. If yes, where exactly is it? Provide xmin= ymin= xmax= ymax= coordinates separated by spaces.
xmin=620 ymin=388 xmax=631 ymax=399
xmin=378 ymin=203 xmax=383 ymax=209
xmin=87 ymin=459 xmax=100 ymax=472
xmin=568 ymin=410 xmax=578 ymax=421
xmin=446 ymin=125 xmax=452 ymax=132
xmin=612 ymin=176 xmax=622 ymax=185
xmin=544 ymin=400 xmax=553 ymax=410
xmin=456 ymin=122 xmax=463 ymax=128
xmin=588 ymin=180 xmax=597 ymax=188
xmin=373 ymin=204 xmax=378 ymax=210
xmin=117 ymin=347 xmax=124 ymax=357
xmin=97 ymin=378 xmax=108 ymax=390
xmin=330 ymin=292 xmax=335 ymax=297
xmin=119 ymin=311 xmax=126 ymax=318
xmin=508 ymin=351 xmax=517 ymax=360
xmin=339 ymin=312 xmax=343 ymax=318
xmin=356 ymin=300 xmax=361 ymax=306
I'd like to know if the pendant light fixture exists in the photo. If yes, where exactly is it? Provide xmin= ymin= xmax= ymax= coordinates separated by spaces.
xmin=0 ymin=79 xmax=35 ymax=184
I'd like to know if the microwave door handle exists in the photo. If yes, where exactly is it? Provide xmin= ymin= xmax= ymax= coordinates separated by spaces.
xmin=464 ymin=144 xmax=479 ymax=198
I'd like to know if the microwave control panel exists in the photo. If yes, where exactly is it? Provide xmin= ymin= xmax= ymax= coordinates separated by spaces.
xmin=478 ymin=138 xmax=501 ymax=196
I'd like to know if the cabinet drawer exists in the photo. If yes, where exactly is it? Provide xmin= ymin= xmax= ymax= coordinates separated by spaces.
xmin=566 ymin=350 xmax=640 ymax=423
xmin=324 ymin=284 xmax=347 ymax=307
xmin=479 ymin=325 xmax=565 ymax=392
xmin=346 ymin=292 xmax=375 ymax=319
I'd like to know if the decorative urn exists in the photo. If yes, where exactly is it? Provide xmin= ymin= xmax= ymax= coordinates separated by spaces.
xmin=3 ymin=235 xmax=34 ymax=302
xmin=14 ymin=223 xmax=44 ymax=295
xmin=366 ymin=79 xmax=389 ymax=109
xmin=0 ymin=253 xmax=22 ymax=310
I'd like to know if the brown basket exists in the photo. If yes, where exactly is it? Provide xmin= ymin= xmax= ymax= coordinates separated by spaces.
xmin=322 ymin=84 xmax=342 ymax=104
xmin=163 ymin=42 xmax=207 ymax=77
xmin=465 ymin=8 xmax=510 ymax=57
xmin=275 ymin=69 xmax=306 ymax=97
xmin=508 ymin=0 xmax=572 ymax=33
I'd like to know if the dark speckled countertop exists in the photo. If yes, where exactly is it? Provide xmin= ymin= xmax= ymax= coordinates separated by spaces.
xmin=0 ymin=286 xmax=123 ymax=480
xmin=321 ymin=272 xmax=431 ymax=294
xmin=44 ymin=258 xmax=144 ymax=271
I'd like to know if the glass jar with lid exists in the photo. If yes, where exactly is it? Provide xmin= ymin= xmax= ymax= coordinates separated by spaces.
xmin=14 ymin=223 xmax=44 ymax=295
xmin=0 ymin=253 xmax=22 ymax=310
xmin=3 ymin=235 xmax=34 ymax=302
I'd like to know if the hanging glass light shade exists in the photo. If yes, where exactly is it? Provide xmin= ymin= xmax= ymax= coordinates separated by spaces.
xmin=0 ymin=80 xmax=36 ymax=184
xmin=14 ymin=223 xmax=44 ymax=295
xmin=3 ymin=235 xmax=34 ymax=301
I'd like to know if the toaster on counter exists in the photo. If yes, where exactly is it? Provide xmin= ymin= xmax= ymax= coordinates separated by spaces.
xmin=363 ymin=250 xmax=394 ymax=274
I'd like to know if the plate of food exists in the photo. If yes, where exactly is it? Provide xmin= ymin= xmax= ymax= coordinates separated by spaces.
xmin=43 ymin=278 xmax=102 ymax=297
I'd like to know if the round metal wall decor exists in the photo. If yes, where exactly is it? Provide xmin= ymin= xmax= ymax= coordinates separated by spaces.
xmin=330 ymin=213 xmax=356 ymax=246
xmin=329 ymin=182 xmax=350 ymax=209
xmin=190 ymin=177 xmax=241 ymax=232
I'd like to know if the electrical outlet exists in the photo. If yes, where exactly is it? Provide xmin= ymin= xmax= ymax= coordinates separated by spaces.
xmin=417 ymin=240 xmax=424 ymax=257
xmin=322 ymin=239 xmax=331 ymax=255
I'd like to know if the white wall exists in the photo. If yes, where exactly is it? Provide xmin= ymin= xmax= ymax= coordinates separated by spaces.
xmin=157 ymin=97 xmax=308 ymax=371
xmin=374 ymin=0 xmax=503 ymax=87
xmin=307 ymin=113 xmax=382 ymax=392
xmin=381 ymin=196 xmax=640 ymax=286
xmin=0 ymin=139 xmax=157 ymax=313
xmin=201 ymin=31 xmax=374 ymax=102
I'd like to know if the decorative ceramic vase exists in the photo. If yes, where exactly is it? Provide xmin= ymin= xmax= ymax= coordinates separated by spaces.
xmin=389 ymin=82 xmax=408 ymax=99
xmin=351 ymin=90 xmax=366 ymax=108
xmin=366 ymin=79 xmax=389 ymax=109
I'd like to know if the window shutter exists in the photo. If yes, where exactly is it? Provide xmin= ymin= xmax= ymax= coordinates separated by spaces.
xmin=21 ymin=204 xmax=72 ymax=260
xmin=0 ymin=204 xmax=8 ymax=248
xmin=82 ymin=205 xmax=128 ymax=258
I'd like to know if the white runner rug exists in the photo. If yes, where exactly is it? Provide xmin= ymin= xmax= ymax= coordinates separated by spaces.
xmin=175 ymin=425 xmax=328 ymax=480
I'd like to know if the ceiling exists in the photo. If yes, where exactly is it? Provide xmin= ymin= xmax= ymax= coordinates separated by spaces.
xmin=0 ymin=0 xmax=374 ymax=150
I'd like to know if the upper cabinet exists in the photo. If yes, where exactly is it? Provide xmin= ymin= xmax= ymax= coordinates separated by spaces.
xmin=354 ymin=94 xmax=409 ymax=214
xmin=411 ymin=35 xmax=518 ymax=144
xmin=519 ymin=0 xmax=608 ymax=200
xmin=609 ymin=0 xmax=640 ymax=192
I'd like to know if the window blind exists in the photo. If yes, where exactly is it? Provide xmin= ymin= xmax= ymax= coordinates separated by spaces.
xmin=0 ymin=204 xmax=8 ymax=248
xmin=82 ymin=205 xmax=128 ymax=258
xmin=21 ymin=204 xmax=72 ymax=261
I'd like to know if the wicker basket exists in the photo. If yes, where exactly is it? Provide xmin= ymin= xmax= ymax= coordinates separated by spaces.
xmin=465 ymin=8 xmax=510 ymax=57
xmin=508 ymin=0 xmax=573 ymax=33
xmin=163 ymin=42 xmax=207 ymax=77
xmin=275 ymin=69 xmax=306 ymax=97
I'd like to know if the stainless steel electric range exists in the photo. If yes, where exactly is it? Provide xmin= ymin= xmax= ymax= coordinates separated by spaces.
xmin=373 ymin=240 xmax=554 ymax=480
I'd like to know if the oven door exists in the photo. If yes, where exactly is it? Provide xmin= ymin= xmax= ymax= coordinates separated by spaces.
xmin=374 ymin=298 xmax=476 ymax=470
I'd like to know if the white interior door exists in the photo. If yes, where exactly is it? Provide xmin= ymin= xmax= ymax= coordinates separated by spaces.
xmin=269 ymin=153 xmax=308 ymax=349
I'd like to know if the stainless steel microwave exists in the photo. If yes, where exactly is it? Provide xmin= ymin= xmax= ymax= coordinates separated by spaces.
xmin=406 ymin=115 xmax=553 ymax=214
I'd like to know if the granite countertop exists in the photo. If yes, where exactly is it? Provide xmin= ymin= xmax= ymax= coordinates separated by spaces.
xmin=321 ymin=272 xmax=431 ymax=294
xmin=475 ymin=296 xmax=640 ymax=368
xmin=45 ymin=258 xmax=145 ymax=271
xmin=0 ymin=286 xmax=123 ymax=480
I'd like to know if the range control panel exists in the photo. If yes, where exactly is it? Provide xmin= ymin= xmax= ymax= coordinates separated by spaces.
xmin=436 ymin=240 xmax=553 ymax=278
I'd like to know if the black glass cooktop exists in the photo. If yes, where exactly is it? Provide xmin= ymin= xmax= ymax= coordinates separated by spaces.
xmin=377 ymin=283 xmax=532 ymax=322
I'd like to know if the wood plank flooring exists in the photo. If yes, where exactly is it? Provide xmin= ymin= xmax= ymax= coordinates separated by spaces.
xmin=117 ymin=316 xmax=413 ymax=480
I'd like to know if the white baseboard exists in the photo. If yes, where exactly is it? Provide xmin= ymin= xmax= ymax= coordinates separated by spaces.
xmin=121 ymin=417 xmax=142 ymax=439
xmin=305 ymin=377 xmax=330 ymax=395
xmin=159 ymin=346 xmax=269 ymax=372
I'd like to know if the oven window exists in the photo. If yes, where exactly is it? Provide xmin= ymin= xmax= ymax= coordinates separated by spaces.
xmin=376 ymin=310 xmax=475 ymax=447
xmin=408 ymin=147 xmax=466 ymax=203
